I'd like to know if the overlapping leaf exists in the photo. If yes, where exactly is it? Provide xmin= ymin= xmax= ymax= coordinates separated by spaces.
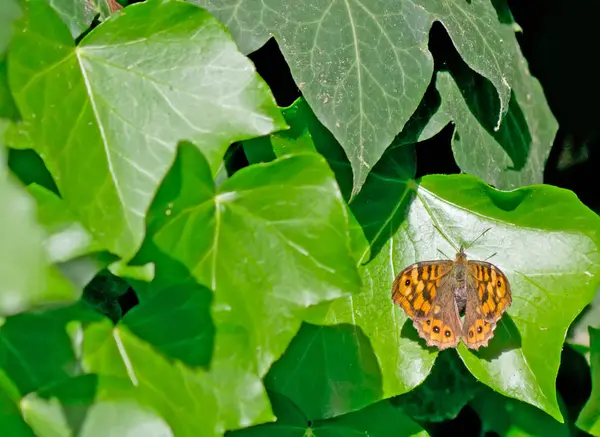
xmin=82 ymin=321 xmax=220 ymax=437
xmin=21 ymin=375 xmax=174 ymax=437
xmin=8 ymin=0 xmax=285 ymax=259
xmin=435 ymin=6 xmax=557 ymax=190
xmin=577 ymin=327 xmax=600 ymax=436
xmin=196 ymin=0 xmax=514 ymax=194
xmin=145 ymin=144 xmax=361 ymax=429
xmin=0 ymin=148 xmax=81 ymax=315
xmin=229 ymin=391 xmax=428 ymax=437
xmin=472 ymin=388 xmax=569 ymax=437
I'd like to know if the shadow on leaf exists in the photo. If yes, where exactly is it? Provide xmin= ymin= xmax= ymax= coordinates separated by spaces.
xmin=472 ymin=314 xmax=522 ymax=361
xmin=265 ymin=322 xmax=383 ymax=421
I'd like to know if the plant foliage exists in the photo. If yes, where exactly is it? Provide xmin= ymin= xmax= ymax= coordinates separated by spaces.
xmin=1 ymin=0 xmax=599 ymax=436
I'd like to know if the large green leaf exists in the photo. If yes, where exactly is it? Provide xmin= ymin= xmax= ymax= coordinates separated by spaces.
xmin=577 ymin=327 xmax=600 ymax=436
xmin=196 ymin=0 xmax=514 ymax=194
xmin=146 ymin=144 xmax=361 ymax=429
xmin=8 ymin=0 xmax=285 ymax=259
xmin=82 ymin=321 xmax=220 ymax=437
xmin=436 ymin=5 xmax=557 ymax=190
xmin=308 ymin=168 xmax=600 ymax=421
xmin=229 ymin=391 xmax=428 ymax=437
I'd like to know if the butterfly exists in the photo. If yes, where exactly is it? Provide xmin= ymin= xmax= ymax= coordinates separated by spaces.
xmin=392 ymin=238 xmax=512 ymax=350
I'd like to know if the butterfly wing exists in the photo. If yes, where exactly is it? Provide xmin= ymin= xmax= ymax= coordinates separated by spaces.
xmin=392 ymin=260 xmax=461 ymax=349
xmin=463 ymin=261 xmax=512 ymax=349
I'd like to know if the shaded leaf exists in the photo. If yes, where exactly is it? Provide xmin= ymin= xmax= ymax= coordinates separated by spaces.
xmin=473 ymin=387 xmax=569 ymax=437
xmin=122 ymin=282 xmax=214 ymax=368
xmin=437 ymin=11 xmax=557 ymax=189
xmin=197 ymin=0 xmax=514 ymax=194
xmin=9 ymin=0 xmax=285 ymax=259
xmin=0 ymin=370 xmax=35 ymax=437
xmin=391 ymin=350 xmax=482 ymax=422
xmin=577 ymin=327 xmax=600 ymax=436
xmin=265 ymin=323 xmax=383 ymax=421
xmin=148 ymin=144 xmax=361 ymax=429
xmin=0 ymin=303 xmax=103 ymax=395
xmin=229 ymin=391 xmax=428 ymax=437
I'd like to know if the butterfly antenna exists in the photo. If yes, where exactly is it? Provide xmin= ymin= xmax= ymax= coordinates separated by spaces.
xmin=464 ymin=227 xmax=492 ymax=250
xmin=432 ymin=223 xmax=460 ymax=252
xmin=437 ymin=248 xmax=451 ymax=260
xmin=484 ymin=252 xmax=497 ymax=261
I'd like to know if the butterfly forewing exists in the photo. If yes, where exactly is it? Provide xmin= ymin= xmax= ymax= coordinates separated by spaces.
xmin=463 ymin=261 xmax=512 ymax=349
xmin=392 ymin=260 xmax=453 ymax=319
xmin=393 ymin=260 xmax=462 ymax=349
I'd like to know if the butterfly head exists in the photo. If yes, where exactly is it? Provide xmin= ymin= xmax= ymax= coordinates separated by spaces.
xmin=456 ymin=245 xmax=468 ymax=261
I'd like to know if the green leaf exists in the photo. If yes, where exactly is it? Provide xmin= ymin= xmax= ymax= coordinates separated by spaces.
xmin=44 ymin=0 xmax=97 ymax=38
xmin=122 ymin=282 xmax=214 ymax=368
xmin=8 ymin=0 xmax=286 ymax=259
xmin=0 ymin=303 xmax=103 ymax=395
xmin=82 ymin=321 xmax=220 ymax=437
xmin=197 ymin=0 xmax=514 ymax=194
xmin=148 ymin=144 xmax=361 ymax=429
xmin=391 ymin=350 xmax=482 ymax=422
xmin=0 ymin=370 xmax=35 ymax=437
xmin=577 ymin=327 xmax=600 ymax=436
xmin=265 ymin=323 xmax=383 ymax=420
xmin=436 ymin=12 xmax=557 ymax=190
xmin=311 ymin=168 xmax=600 ymax=421
xmin=21 ymin=374 xmax=175 ymax=437
xmin=229 ymin=391 xmax=428 ymax=437
xmin=473 ymin=388 xmax=569 ymax=437
xmin=0 ymin=0 xmax=21 ymax=55
xmin=0 ymin=147 xmax=80 ymax=315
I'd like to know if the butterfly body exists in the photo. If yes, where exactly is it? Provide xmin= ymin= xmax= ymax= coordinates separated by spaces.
xmin=392 ymin=247 xmax=512 ymax=350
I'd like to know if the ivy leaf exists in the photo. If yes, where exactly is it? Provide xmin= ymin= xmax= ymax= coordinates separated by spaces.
xmin=196 ymin=0 xmax=514 ymax=195
xmin=21 ymin=374 xmax=174 ymax=437
xmin=0 ymin=0 xmax=21 ymax=55
xmin=8 ymin=0 xmax=285 ymax=259
xmin=472 ymin=388 xmax=569 ymax=437
xmin=576 ymin=327 xmax=600 ymax=436
xmin=82 ymin=321 xmax=220 ymax=437
xmin=0 ymin=370 xmax=35 ymax=436
xmin=229 ymin=391 xmax=428 ymax=437
xmin=147 ymin=144 xmax=361 ymax=429
xmin=0 ymin=303 xmax=103 ymax=395
xmin=0 ymin=148 xmax=80 ymax=315
xmin=265 ymin=323 xmax=383 ymax=421
xmin=436 ymin=7 xmax=557 ymax=190
xmin=308 ymin=154 xmax=600 ymax=421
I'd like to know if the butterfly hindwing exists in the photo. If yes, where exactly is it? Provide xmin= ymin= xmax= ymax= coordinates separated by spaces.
xmin=413 ymin=274 xmax=462 ymax=349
